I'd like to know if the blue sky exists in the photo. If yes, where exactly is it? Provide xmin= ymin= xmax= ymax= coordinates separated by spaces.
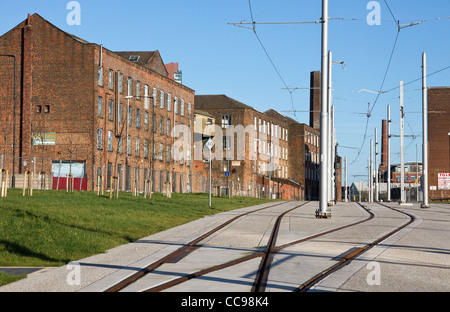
xmin=1 ymin=0 xmax=449 ymax=184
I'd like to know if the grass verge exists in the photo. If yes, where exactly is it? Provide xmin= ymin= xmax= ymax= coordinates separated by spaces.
xmin=0 ymin=189 xmax=274 ymax=286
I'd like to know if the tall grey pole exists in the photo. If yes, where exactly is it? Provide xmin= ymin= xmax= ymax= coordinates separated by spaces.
xmin=345 ymin=156 xmax=348 ymax=202
xmin=400 ymin=81 xmax=405 ymax=203
xmin=331 ymin=105 xmax=335 ymax=203
xmin=387 ymin=105 xmax=391 ymax=202
xmin=368 ymin=157 xmax=370 ymax=202
xmin=416 ymin=144 xmax=419 ymax=202
xmin=327 ymin=50 xmax=332 ymax=205
xmin=370 ymin=139 xmax=373 ymax=202
xmin=209 ymin=148 xmax=212 ymax=207
xmin=318 ymin=0 xmax=330 ymax=217
xmin=375 ymin=128 xmax=379 ymax=202
xmin=421 ymin=52 xmax=430 ymax=208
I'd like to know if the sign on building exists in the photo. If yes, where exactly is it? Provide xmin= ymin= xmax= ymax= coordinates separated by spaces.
xmin=32 ymin=132 xmax=56 ymax=146
xmin=438 ymin=173 xmax=450 ymax=190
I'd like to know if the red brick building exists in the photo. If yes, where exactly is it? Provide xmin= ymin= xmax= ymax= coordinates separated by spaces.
xmin=427 ymin=87 xmax=450 ymax=200
xmin=0 ymin=14 xmax=194 ymax=192
xmin=194 ymin=95 xmax=300 ymax=200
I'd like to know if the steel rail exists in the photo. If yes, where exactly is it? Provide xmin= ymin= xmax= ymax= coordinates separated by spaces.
xmin=104 ymin=201 xmax=291 ymax=292
xmin=143 ymin=202 xmax=309 ymax=292
xmin=295 ymin=202 xmax=416 ymax=292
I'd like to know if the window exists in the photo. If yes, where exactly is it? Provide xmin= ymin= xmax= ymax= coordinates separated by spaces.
xmin=118 ymin=102 xmax=123 ymax=124
xmin=136 ymin=81 xmax=141 ymax=100
xmin=188 ymin=102 xmax=191 ymax=117
xmin=108 ymin=131 xmax=113 ymax=151
xmin=160 ymin=117 xmax=164 ymax=134
xmin=97 ymin=128 xmax=102 ymax=149
xmin=127 ymin=78 xmax=132 ymax=97
xmin=97 ymin=97 xmax=103 ymax=117
xmin=167 ymin=119 xmax=171 ymax=136
xmin=180 ymin=99 xmax=185 ymax=116
xmin=108 ymin=100 xmax=114 ymax=121
xmin=127 ymin=106 xmax=132 ymax=126
xmin=127 ymin=135 xmax=131 ymax=155
xmin=136 ymin=109 xmax=140 ymax=128
xmin=37 ymin=105 xmax=42 ymax=113
xmin=223 ymin=136 xmax=231 ymax=150
xmin=44 ymin=105 xmax=50 ymax=113
xmin=160 ymin=91 xmax=164 ymax=109
xmin=129 ymin=55 xmax=140 ymax=62
xmin=144 ymin=85 xmax=149 ymax=109
xmin=222 ymin=114 xmax=231 ymax=128
xmin=135 ymin=138 xmax=140 ymax=157
xmin=144 ymin=140 xmax=148 ymax=159
xmin=144 ymin=112 xmax=149 ymax=130
xmin=109 ymin=69 xmax=114 ymax=90
xmin=179 ymin=148 xmax=184 ymax=165
xmin=118 ymin=136 xmax=122 ymax=153
xmin=187 ymin=149 xmax=191 ymax=167
xmin=254 ymin=117 xmax=257 ymax=131
xmin=153 ymin=114 xmax=157 ymax=133
xmin=153 ymin=88 xmax=157 ymax=106
xmin=174 ymin=97 xmax=178 ymax=114
xmin=166 ymin=145 xmax=171 ymax=162
xmin=98 ymin=66 xmax=103 ymax=86
xmin=167 ymin=94 xmax=171 ymax=111
xmin=159 ymin=143 xmax=164 ymax=161
xmin=118 ymin=73 xmax=123 ymax=94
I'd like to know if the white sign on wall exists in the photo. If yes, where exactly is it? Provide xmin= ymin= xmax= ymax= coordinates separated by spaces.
xmin=438 ymin=173 xmax=450 ymax=190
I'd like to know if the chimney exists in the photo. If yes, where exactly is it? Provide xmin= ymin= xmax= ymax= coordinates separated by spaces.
xmin=310 ymin=71 xmax=321 ymax=130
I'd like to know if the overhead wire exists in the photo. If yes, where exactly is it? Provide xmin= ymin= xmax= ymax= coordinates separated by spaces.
xmin=350 ymin=0 xmax=401 ymax=165
xmin=247 ymin=0 xmax=298 ymax=120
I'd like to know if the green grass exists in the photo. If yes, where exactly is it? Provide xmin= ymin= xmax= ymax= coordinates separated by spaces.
xmin=0 ymin=189 xmax=274 ymax=269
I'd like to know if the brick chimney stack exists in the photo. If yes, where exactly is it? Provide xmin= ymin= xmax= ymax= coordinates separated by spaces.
xmin=310 ymin=71 xmax=321 ymax=130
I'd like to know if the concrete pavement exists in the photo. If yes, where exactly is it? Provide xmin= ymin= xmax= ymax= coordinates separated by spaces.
xmin=0 ymin=201 xmax=448 ymax=292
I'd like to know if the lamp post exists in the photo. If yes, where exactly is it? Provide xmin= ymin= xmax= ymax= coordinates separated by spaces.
xmin=205 ymin=138 xmax=214 ymax=207
xmin=0 ymin=54 xmax=16 ymax=188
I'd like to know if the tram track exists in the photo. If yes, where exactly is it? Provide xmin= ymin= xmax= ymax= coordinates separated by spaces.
xmin=104 ymin=200 xmax=292 ymax=292
xmin=295 ymin=202 xmax=416 ymax=292
xmin=105 ymin=201 xmax=416 ymax=293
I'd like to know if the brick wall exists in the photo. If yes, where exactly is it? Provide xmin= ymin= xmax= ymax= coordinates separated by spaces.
xmin=0 ymin=14 xmax=195 ymax=192
xmin=427 ymin=87 xmax=450 ymax=200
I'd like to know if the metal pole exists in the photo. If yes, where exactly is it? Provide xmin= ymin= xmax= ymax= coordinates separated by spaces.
xmin=400 ymin=81 xmax=405 ymax=203
xmin=331 ymin=105 xmax=335 ymax=203
xmin=387 ymin=105 xmax=391 ymax=202
xmin=416 ymin=144 xmax=419 ymax=202
xmin=327 ymin=50 xmax=332 ymax=205
xmin=375 ymin=127 xmax=379 ymax=202
xmin=209 ymin=148 xmax=212 ymax=207
xmin=370 ymin=139 xmax=373 ymax=202
xmin=421 ymin=52 xmax=430 ymax=208
xmin=368 ymin=157 xmax=370 ymax=202
xmin=345 ymin=156 xmax=348 ymax=202
xmin=318 ymin=0 xmax=330 ymax=217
